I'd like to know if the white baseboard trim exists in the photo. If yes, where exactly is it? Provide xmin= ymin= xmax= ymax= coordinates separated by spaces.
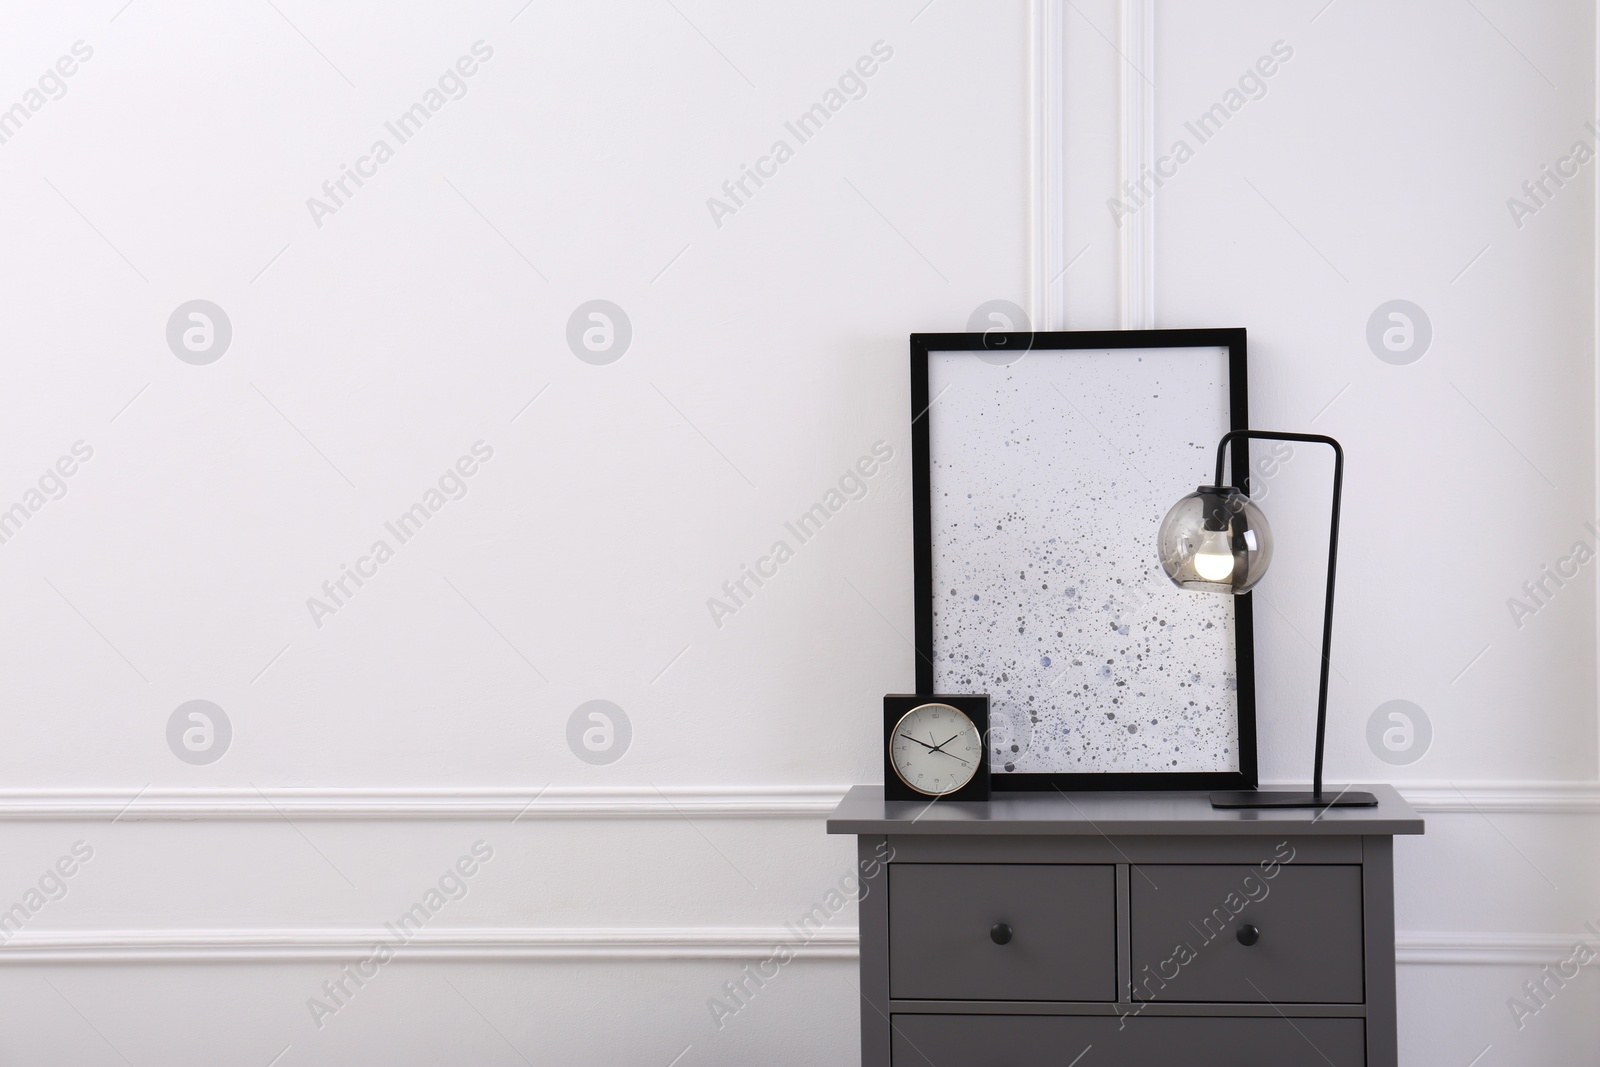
xmin=0 ymin=782 xmax=1593 ymax=820
xmin=0 ymin=926 xmax=1571 ymax=965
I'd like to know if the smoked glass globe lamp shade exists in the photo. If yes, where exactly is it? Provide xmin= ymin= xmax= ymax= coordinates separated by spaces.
xmin=1157 ymin=486 xmax=1274 ymax=594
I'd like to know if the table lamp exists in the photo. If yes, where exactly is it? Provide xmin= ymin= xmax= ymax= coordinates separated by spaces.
xmin=1157 ymin=429 xmax=1377 ymax=809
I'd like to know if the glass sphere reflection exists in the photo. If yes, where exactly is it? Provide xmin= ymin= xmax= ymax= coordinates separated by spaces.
xmin=1158 ymin=487 xmax=1274 ymax=594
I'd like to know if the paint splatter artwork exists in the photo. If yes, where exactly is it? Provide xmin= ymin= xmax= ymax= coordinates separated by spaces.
xmin=927 ymin=347 xmax=1240 ymax=776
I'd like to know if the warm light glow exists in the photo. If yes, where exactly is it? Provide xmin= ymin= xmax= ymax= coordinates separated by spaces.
xmin=1193 ymin=532 xmax=1235 ymax=581
xmin=1158 ymin=487 xmax=1273 ymax=594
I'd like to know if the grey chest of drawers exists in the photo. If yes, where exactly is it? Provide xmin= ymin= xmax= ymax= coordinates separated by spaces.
xmin=827 ymin=786 xmax=1424 ymax=1067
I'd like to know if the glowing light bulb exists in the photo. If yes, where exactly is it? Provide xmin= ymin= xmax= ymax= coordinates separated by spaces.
xmin=1193 ymin=531 xmax=1235 ymax=582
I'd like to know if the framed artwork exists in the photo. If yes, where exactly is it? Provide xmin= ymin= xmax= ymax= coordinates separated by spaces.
xmin=910 ymin=329 xmax=1257 ymax=792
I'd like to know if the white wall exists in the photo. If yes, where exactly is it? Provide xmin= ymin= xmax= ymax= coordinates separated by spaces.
xmin=0 ymin=2 xmax=1024 ymax=1064
xmin=0 ymin=1 xmax=1593 ymax=1064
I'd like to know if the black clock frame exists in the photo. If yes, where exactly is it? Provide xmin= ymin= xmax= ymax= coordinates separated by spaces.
xmin=883 ymin=693 xmax=991 ymax=803
xmin=909 ymin=328 xmax=1258 ymax=793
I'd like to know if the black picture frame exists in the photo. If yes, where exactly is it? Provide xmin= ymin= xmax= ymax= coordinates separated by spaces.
xmin=909 ymin=328 xmax=1257 ymax=792
xmin=883 ymin=693 xmax=991 ymax=803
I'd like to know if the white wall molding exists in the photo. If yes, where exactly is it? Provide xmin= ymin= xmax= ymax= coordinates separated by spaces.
xmin=0 ymin=926 xmax=859 ymax=964
xmin=1117 ymin=0 xmax=1155 ymax=329
xmin=0 ymin=782 xmax=1595 ymax=820
xmin=1395 ymin=933 xmax=1588 ymax=967
xmin=1028 ymin=0 xmax=1066 ymax=330
xmin=0 ymin=785 xmax=846 ymax=821
xmin=1593 ymin=0 xmax=1600 ymax=782
xmin=0 ymin=925 xmax=1576 ymax=966
xmin=1393 ymin=782 xmax=1600 ymax=814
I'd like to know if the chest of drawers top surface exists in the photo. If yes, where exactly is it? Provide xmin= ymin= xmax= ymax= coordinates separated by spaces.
xmin=825 ymin=784 xmax=1424 ymax=837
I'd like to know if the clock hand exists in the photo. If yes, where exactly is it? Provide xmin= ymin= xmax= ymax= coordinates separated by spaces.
xmin=900 ymin=735 xmax=938 ymax=751
xmin=924 ymin=733 xmax=972 ymax=765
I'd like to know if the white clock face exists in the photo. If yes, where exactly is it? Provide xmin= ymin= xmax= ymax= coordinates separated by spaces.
xmin=890 ymin=703 xmax=982 ymax=796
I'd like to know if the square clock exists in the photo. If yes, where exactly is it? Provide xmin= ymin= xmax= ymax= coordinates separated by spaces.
xmin=883 ymin=694 xmax=990 ymax=802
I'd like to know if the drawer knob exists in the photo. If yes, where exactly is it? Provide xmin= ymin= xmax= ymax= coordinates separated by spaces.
xmin=1236 ymin=923 xmax=1261 ymax=947
xmin=990 ymin=923 xmax=1013 ymax=945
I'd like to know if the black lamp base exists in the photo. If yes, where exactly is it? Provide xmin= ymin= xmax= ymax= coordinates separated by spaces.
xmin=1210 ymin=789 xmax=1379 ymax=809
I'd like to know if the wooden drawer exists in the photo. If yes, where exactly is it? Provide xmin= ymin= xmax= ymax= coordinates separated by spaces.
xmin=889 ymin=864 xmax=1115 ymax=1001
xmin=890 ymin=1013 xmax=1365 ymax=1066
xmin=1130 ymin=864 xmax=1365 ymax=1003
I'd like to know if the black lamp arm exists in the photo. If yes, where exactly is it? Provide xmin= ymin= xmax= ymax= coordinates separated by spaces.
xmin=1211 ymin=430 xmax=1344 ymax=800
